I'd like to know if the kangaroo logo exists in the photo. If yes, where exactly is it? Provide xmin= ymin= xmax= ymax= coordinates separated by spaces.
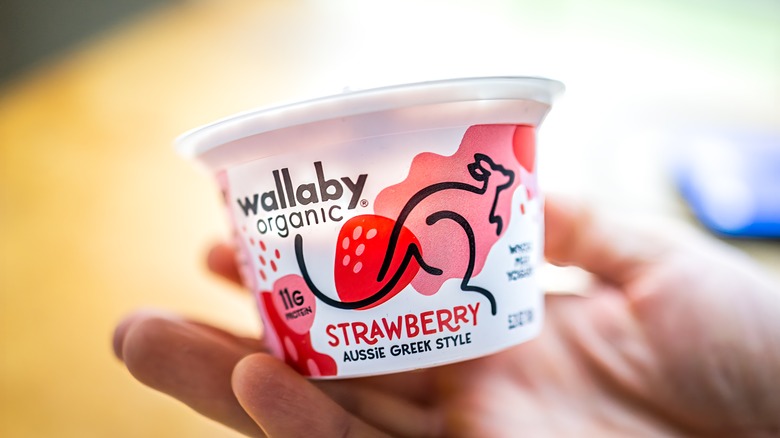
xmin=294 ymin=153 xmax=515 ymax=316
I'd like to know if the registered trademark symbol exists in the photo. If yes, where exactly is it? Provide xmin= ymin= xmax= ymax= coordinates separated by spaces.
xmin=360 ymin=199 xmax=369 ymax=207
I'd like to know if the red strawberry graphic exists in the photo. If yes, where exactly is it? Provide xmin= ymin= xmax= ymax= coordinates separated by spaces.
xmin=334 ymin=215 xmax=421 ymax=309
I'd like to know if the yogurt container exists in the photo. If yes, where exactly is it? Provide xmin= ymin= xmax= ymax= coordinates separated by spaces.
xmin=177 ymin=77 xmax=563 ymax=379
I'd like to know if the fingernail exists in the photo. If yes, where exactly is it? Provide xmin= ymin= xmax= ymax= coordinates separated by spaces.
xmin=112 ymin=310 xmax=178 ymax=361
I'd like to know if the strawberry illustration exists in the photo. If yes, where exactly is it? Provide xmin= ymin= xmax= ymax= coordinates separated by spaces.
xmin=334 ymin=215 xmax=421 ymax=309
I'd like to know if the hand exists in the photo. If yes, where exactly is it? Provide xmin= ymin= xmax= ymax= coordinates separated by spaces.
xmin=113 ymin=196 xmax=780 ymax=437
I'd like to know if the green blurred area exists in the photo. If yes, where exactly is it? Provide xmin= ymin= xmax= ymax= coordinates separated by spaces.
xmin=0 ymin=0 xmax=171 ymax=82
xmin=546 ymin=0 xmax=779 ymax=72
xmin=2 ymin=0 xmax=777 ymax=85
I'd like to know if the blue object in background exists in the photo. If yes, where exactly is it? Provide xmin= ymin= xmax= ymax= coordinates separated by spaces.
xmin=674 ymin=130 xmax=780 ymax=238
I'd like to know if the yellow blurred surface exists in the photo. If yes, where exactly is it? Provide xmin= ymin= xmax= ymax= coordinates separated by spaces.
xmin=0 ymin=2 xmax=299 ymax=436
xmin=1 ymin=0 xmax=779 ymax=436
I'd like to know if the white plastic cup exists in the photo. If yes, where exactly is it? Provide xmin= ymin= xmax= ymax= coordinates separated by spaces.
xmin=177 ymin=77 xmax=563 ymax=379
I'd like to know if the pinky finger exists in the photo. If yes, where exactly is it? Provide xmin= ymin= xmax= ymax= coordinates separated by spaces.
xmin=207 ymin=243 xmax=244 ymax=287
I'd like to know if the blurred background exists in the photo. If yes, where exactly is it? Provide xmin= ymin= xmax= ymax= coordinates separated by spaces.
xmin=1 ymin=0 xmax=778 ymax=436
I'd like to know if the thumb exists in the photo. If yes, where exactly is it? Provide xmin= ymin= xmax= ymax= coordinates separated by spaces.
xmin=544 ymin=195 xmax=666 ymax=287
xmin=232 ymin=354 xmax=389 ymax=437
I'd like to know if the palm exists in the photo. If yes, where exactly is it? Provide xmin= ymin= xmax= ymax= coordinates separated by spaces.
xmin=114 ymin=198 xmax=780 ymax=437
xmin=343 ymin=287 xmax=683 ymax=437
xmin=387 ymin=256 xmax=775 ymax=438
xmin=351 ymin=301 xmax=632 ymax=437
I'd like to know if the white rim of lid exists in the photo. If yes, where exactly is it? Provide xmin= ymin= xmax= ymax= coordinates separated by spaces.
xmin=175 ymin=76 xmax=564 ymax=158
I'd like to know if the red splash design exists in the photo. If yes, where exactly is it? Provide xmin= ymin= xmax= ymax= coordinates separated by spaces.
xmin=515 ymin=125 xmax=539 ymax=201
xmin=373 ymin=125 xmax=530 ymax=295
xmin=260 ymin=290 xmax=337 ymax=377
xmin=512 ymin=125 xmax=536 ymax=173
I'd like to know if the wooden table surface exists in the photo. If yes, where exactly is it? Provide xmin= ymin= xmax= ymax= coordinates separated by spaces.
xmin=2 ymin=1 xmax=778 ymax=436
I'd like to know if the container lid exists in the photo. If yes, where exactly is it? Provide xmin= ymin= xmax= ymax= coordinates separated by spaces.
xmin=176 ymin=76 xmax=564 ymax=158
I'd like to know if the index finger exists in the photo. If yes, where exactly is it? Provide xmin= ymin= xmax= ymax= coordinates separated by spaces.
xmin=544 ymin=195 xmax=667 ymax=287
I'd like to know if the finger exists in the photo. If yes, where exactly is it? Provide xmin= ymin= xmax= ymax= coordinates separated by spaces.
xmin=318 ymin=380 xmax=441 ymax=437
xmin=207 ymin=242 xmax=243 ymax=287
xmin=113 ymin=310 xmax=172 ymax=361
xmin=544 ymin=195 xmax=667 ymax=286
xmin=232 ymin=353 xmax=391 ymax=437
xmin=358 ymin=371 xmax=438 ymax=405
xmin=116 ymin=313 xmax=265 ymax=437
